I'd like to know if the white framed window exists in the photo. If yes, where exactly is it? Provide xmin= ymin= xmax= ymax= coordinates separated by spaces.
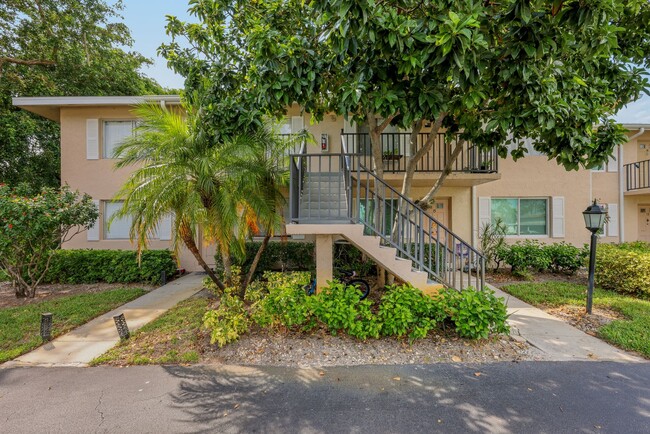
xmin=103 ymin=201 xmax=132 ymax=240
xmin=491 ymin=198 xmax=548 ymax=236
xmin=103 ymin=120 xmax=137 ymax=159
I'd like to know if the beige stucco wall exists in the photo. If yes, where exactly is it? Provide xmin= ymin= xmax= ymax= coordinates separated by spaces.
xmin=57 ymin=102 xmax=650 ymax=273
xmin=475 ymin=154 xmax=620 ymax=246
xmin=59 ymin=106 xmax=199 ymax=270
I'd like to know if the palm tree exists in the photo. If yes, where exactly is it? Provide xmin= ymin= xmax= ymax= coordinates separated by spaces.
xmin=220 ymin=126 xmax=301 ymax=294
xmin=111 ymin=101 xmax=241 ymax=290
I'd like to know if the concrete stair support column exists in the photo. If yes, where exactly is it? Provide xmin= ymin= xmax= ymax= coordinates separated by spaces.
xmin=315 ymin=234 xmax=334 ymax=292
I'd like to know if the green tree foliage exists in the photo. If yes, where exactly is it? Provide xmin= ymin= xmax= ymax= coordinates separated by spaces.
xmin=162 ymin=0 xmax=650 ymax=205
xmin=0 ymin=184 xmax=98 ymax=297
xmin=0 ymin=0 xmax=164 ymax=190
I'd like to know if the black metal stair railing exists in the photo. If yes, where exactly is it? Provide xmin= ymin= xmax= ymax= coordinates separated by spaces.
xmin=289 ymin=149 xmax=486 ymax=292
xmin=625 ymin=159 xmax=650 ymax=191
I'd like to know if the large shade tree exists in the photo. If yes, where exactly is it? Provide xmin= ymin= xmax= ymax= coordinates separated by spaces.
xmin=0 ymin=0 xmax=163 ymax=191
xmin=162 ymin=0 xmax=650 ymax=209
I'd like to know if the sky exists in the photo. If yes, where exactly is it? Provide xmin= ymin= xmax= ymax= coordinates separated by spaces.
xmin=117 ymin=1 xmax=650 ymax=124
xmin=119 ymin=0 xmax=194 ymax=90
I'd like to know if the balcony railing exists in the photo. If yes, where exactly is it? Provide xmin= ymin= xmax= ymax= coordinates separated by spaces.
xmin=625 ymin=159 xmax=650 ymax=191
xmin=341 ymin=132 xmax=498 ymax=174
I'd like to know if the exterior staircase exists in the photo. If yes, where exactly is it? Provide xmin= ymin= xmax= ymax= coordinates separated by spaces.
xmin=288 ymin=152 xmax=486 ymax=294
xmin=285 ymin=223 xmax=444 ymax=295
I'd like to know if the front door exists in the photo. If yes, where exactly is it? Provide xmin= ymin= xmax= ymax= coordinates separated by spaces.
xmin=639 ymin=205 xmax=650 ymax=242
xmin=432 ymin=198 xmax=450 ymax=229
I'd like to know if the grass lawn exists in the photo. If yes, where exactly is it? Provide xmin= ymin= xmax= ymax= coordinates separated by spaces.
xmin=502 ymin=282 xmax=650 ymax=358
xmin=90 ymin=296 xmax=209 ymax=366
xmin=0 ymin=287 xmax=147 ymax=363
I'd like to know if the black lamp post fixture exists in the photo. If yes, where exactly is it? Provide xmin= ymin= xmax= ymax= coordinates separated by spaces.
xmin=583 ymin=200 xmax=607 ymax=314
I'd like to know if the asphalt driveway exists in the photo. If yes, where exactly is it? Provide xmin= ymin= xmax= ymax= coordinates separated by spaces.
xmin=1 ymin=361 xmax=648 ymax=433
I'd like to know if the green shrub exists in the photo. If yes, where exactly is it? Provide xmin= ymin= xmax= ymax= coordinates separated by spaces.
xmin=442 ymin=288 xmax=510 ymax=339
xmin=544 ymin=242 xmax=588 ymax=274
xmin=309 ymin=281 xmax=381 ymax=339
xmin=596 ymin=244 xmax=650 ymax=297
xmin=377 ymin=284 xmax=446 ymax=340
xmin=251 ymin=271 xmax=312 ymax=328
xmin=498 ymin=240 xmax=551 ymax=272
xmin=616 ymin=241 xmax=650 ymax=253
xmin=203 ymin=292 xmax=250 ymax=347
xmin=43 ymin=249 xmax=177 ymax=284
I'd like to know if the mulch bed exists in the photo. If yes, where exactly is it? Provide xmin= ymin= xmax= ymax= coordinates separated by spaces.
xmin=0 ymin=281 xmax=155 ymax=309
xmin=486 ymin=269 xmax=588 ymax=287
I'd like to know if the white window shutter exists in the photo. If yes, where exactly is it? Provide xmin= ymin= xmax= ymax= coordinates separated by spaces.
xmin=159 ymin=213 xmax=173 ymax=241
xmin=607 ymin=147 xmax=618 ymax=172
xmin=291 ymin=116 xmax=304 ymax=134
xmin=607 ymin=204 xmax=619 ymax=237
xmin=478 ymin=197 xmax=491 ymax=228
xmin=551 ymin=196 xmax=565 ymax=238
xmin=87 ymin=200 xmax=100 ymax=241
xmin=86 ymin=119 xmax=99 ymax=160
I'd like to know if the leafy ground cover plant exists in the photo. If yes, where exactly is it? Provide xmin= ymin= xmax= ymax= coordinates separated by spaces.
xmin=202 ymin=272 xmax=510 ymax=347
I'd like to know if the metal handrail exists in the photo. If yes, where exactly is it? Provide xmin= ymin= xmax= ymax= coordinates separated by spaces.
xmin=340 ymin=131 xmax=498 ymax=174
xmin=288 ymin=152 xmax=486 ymax=291
xmin=624 ymin=159 xmax=650 ymax=191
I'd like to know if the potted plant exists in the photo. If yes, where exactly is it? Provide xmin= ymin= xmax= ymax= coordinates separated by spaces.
xmin=382 ymin=149 xmax=403 ymax=161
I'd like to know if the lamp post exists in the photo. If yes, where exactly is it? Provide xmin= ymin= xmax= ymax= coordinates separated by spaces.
xmin=583 ymin=200 xmax=607 ymax=314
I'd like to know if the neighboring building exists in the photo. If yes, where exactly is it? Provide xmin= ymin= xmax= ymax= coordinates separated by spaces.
xmin=12 ymin=96 xmax=650 ymax=291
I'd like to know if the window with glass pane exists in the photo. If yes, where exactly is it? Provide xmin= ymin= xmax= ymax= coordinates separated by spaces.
xmin=491 ymin=198 xmax=547 ymax=236
xmin=520 ymin=199 xmax=547 ymax=235
xmin=491 ymin=199 xmax=518 ymax=235
xmin=103 ymin=121 xmax=134 ymax=158
xmin=104 ymin=201 xmax=132 ymax=239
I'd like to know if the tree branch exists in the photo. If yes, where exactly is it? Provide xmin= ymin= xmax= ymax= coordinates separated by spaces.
xmin=0 ymin=57 xmax=56 ymax=67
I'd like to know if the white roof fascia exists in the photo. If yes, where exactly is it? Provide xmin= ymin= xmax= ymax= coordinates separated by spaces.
xmin=12 ymin=95 xmax=181 ymax=107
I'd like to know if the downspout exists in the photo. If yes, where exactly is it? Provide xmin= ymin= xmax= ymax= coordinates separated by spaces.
xmin=471 ymin=185 xmax=477 ymax=247
xmin=620 ymin=128 xmax=645 ymax=242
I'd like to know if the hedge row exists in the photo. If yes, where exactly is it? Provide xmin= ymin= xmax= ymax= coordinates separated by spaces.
xmin=596 ymin=243 xmax=650 ymax=297
xmin=497 ymin=240 xmax=588 ymax=274
xmin=43 ymin=249 xmax=177 ymax=284
xmin=229 ymin=241 xmax=374 ymax=278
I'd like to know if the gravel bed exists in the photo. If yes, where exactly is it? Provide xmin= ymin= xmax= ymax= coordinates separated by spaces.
xmin=201 ymin=328 xmax=542 ymax=367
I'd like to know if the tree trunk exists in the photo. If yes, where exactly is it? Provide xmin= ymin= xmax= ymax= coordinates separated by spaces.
xmin=179 ymin=222 xmax=226 ymax=291
xmin=221 ymin=248 xmax=233 ymax=286
xmin=366 ymin=111 xmax=395 ymax=283
xmin=416 ymin=139 xmax=467 ymax=211
xmin=240 ymin=234 xmax=271 ymax=296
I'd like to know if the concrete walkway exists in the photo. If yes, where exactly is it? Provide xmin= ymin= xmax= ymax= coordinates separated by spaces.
xmin=5 ymin=273 xmax=205 ymax=367
xmin=490 ymin=283 xmax=645 ymax=363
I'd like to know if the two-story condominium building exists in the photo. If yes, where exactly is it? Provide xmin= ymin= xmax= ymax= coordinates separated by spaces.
xmin=12 ymin=95 xmax=650 ymax=292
